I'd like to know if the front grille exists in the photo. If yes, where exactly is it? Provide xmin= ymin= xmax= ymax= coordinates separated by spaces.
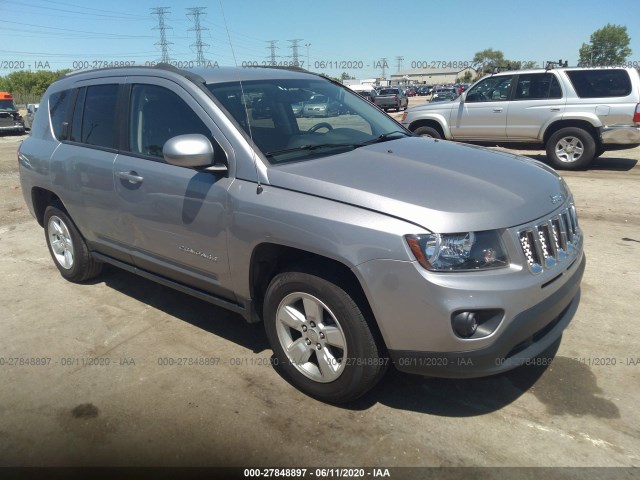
xmin=518 ymin=204 xmax=581 ymax=274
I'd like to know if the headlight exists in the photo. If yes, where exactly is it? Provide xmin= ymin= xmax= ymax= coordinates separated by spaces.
xmin=405 ymin=231 xmax=508 ymax=272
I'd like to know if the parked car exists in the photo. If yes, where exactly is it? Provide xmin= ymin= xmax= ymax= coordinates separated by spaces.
xmin=24 ymin=103 xmax=39 ymax=130
xmin=302 ymin=94 xmax=339 ymax=117
xmin=416 ymin=86 xmax=432 ymax=96
xmin=0 ymin=92 xmax=25 ymax=134
xmin=405 ymin=88 xmax=417 ymax=97
xmin=429 ymin=91 xmax=456 ymax=102
xmin=402 ymin=66 xmax=640 ymax=169
xmin=371 ymin=87 xmax=409 ymax=112
xmin=18 ymin=65 xmax=584 ymax=403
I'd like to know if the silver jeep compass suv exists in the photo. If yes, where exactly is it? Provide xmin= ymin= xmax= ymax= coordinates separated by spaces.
xmin=18 ymin=65 xmax=585 ymax=402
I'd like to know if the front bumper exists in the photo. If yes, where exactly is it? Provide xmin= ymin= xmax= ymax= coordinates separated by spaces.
xmin=388 ymin=255 xmax=584 ymax=377
xmin=0 ymin=124 xmax=25 ymax=132
xmin=600 ymin=125 xmax=640 ymax=145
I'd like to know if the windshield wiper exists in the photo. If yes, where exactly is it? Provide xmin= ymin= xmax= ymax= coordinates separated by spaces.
xmin=364 ymin=130 xmax=412 ymax=144
xmin=265 ymin=143 xmax=361 ymax=157
xmin=265 ymin=132 xmax=412 ymax=158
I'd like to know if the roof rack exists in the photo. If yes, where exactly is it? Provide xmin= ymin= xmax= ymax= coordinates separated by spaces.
xmin=545 ymin=59 xmax=569 ymax=71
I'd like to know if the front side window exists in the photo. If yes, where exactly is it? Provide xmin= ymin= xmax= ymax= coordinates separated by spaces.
xmin=466 ymin=76 xmax=513 ymax=102
xmin=207 ymin=78 xmax=406 ymax=164
xmin=514 ymin=73 xmax=563 ymax=100
xmin=81 ymin=84 xmax=118 ymax=148
xmin=128 ymin=84 xmax=217 ymax=159
xmin=566 ymin=69 xmax=632 ymax=98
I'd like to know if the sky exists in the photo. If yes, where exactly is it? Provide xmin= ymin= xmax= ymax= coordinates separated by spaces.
xmin=1 ymin=0 xmax=639 ymax=78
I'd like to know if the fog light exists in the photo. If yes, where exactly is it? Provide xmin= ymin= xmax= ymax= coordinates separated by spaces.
xmin=453 ymin=311 xmax=478 ymax=338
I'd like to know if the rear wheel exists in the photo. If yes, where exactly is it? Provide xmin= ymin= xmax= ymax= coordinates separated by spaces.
xmin=546 ymin=127 xmax=595 ymax=170
xmin=44 ymin=205 xmax=102 ymax=282
xmin=414 ymin=126 xmax=442 ymax=139
xmin=264 ymin=270 xmax=387 ymax=403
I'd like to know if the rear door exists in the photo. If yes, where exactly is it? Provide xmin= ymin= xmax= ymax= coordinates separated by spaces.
xmin=506 ymin=72 xmax=565 ymax=140
xmin=113 ymin=78 xmax=236 ymax=299
xmin=49 ymin=81 xmax=131 ymax=262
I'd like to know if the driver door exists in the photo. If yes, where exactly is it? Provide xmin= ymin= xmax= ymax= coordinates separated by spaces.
xmin=449 ymin=75 xmax=514 ymax=141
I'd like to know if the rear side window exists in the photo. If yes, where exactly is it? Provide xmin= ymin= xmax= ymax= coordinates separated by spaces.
xmin=514 ymin=73 xmax=563 ymax=100
xmin=80 ymin=84 xmax=119 ymax=148
xmin=49 ymin=90 xmax=73 ymax=141
xmin=566 ymin=69 xmax=632 ymax=98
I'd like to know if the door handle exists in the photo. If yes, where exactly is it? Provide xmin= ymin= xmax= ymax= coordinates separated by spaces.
xmin=117 ymin=171 xmax=144 ymax=184
xmin=550 ymin=107 xmax=561 ymax=111
xmin=492 ymin=108 xmax=503 ymax=113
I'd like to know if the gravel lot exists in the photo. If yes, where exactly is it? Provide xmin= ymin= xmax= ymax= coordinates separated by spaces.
xmin=1 ymin=119 xmax=639 ymax=473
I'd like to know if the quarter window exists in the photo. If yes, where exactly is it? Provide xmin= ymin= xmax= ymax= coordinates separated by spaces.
xmin=48 ymin=90 xmax=73 ymax=141
xmin=566 ymin=69 xmax=632 ymax=98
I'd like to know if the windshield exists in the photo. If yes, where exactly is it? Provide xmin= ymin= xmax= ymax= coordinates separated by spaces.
xmin=0 ymin=99 xmax=17 ymax=111
xmin=207 ymin=78 xmax=407 ymax=164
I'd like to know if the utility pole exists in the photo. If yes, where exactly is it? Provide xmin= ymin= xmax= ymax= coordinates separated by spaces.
xmin=381 ymin=57 xmax=388 ymax=79
xmin=288 ymin=39 xmax=303 ymax=67
xmin=305 ymin=43 xmax=311 ymax=68
xmin=266 ymin=40 xmax=279 ymax=66
xmin=396 ymin=56 xmax=404 ymax=73
xmin=186 ymin=7 xmax=209 ymax=67
xmin=151 ymin=7 xmax=172 ymax=64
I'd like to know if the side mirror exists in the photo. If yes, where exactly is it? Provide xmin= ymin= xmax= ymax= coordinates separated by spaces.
xmin=163 ymin=134 xmax=226 ymax=171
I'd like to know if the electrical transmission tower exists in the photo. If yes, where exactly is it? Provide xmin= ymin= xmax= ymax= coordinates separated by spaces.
xmin=380 ymin=57 xmax=388 ymax=78
xmin=186 ymin=7 xmax=209 ymax=67
xmin=266 ymin=40 xmax=279 ymax=66
xmin=151 ymin=7 xmax=172 ymax=64
xmin=288 ymin=39 xmax=303 ymax=67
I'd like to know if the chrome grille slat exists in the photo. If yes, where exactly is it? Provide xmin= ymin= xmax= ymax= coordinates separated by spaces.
xmin=518 ymin=205 xmax=581 ymax=274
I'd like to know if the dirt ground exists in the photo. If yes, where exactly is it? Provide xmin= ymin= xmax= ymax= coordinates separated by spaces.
xmin=0 ymin=127 xmax=639 ymax=474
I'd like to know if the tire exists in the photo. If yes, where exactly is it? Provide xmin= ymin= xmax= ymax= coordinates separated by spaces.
xmin=44 ymin=205 xmax=102 ymax=283
xmin=414 ymin=126 xmax=442 ymax=139
xmin=594 ymin=144 xmax=605 ymax=158
xmin=263 ymin=270 xmax=387 ymax=403
xmin=545 ymin=127 xmax=596 ymax=170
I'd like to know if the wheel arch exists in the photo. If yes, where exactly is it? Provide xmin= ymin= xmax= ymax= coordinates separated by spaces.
xmin=249 ymin=243 xmax=383 ymax=341
xmin=542 ymin=119 xmax=601 ymax=145
xmin=31 ymin=187 xmax=63 ymax=227
xmin=408 ymin=118 xmax=448 ymax=138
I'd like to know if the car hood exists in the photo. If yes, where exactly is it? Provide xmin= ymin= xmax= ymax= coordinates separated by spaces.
xmin=407 ymin=98 xmax=461 ymax=113
xmin=266 ymin=137 xmax=569 ymax=232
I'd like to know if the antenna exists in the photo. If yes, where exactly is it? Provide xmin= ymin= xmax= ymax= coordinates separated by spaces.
xmin=219 ymin=0 xmax=263 ymax=195
xmin=151 ymin=7 xmax=172 ymax=64
xmin=186 ymin=7 xmax=210 ymax=68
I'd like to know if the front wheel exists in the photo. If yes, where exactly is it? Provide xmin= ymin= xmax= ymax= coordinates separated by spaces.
xmin=263 ymin=270 xmax=387 ymax=403
xmin=44 ymin=205 xmax=102 ymax=282
xmin=545 ymin=127 xmax=596 ymax=170
xmin=414 ymin=126 xmax=442 ymax=139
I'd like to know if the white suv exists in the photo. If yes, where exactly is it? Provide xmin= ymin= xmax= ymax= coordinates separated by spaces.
xmin=401 ymin=67 xmax=640 ymax=169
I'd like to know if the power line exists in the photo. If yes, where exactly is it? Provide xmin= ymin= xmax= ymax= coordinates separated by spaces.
xmin=186 ymin=7 xmax=210 ymax=67
xmin=288 ymin=39 xmax=303 ymax=67
xmin=266 ymin=40 xmax=278 ymax=66
xmin=151 ymin=7 xmax=172 ymax=64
